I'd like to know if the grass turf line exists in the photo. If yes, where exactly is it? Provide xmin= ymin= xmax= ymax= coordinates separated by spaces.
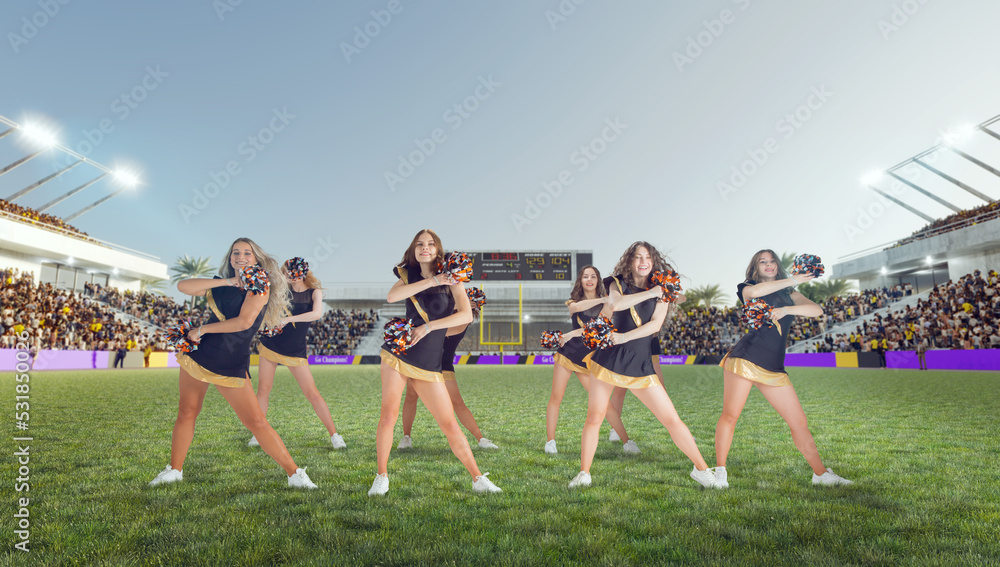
xmin=1 ymin=366 xmax=998 ymax=566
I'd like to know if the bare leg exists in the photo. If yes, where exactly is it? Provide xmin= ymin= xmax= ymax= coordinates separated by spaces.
xmin=215 ymin=380 xmax=298 ymax=475
xmin=580 ymin=378 xmax=615 ymax=474
xmin=546 ymin=364 xmax=574 ymax=441
xmin=401 ymin=380 xmax=419 ymax=437
xmin=288 ymin=364 xmax=337 ymax=436
xmin=653 ymin=358 xmax=664 ymax=387
xmin=376 ymin=362 xmax=408 ymax=475
xmin=715 ymin=370 xmax=754 ymax=467
xmin=410 ymin=380 xmax=482 ymax=479
xmin=169 ymin=369 xmax=209 ymax=471
xmin=609 ymin=386 xmax=629 ymax=442
xmin=255 ymin=356 xmax=279 ymax=415
xmin=756 ymin=382 xmax=826 ymax=475
xmin=445 ymin=379 xmax=484 ymax=440
xmin=631 ymin=386 xmax=708 ymax=470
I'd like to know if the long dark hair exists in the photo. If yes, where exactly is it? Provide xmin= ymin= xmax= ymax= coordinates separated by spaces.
xmin=399 ymin=229 xmax=445 ymax=268
xmin=610 ymin=241 xmax=673 ymax=288
xmin=570 ymin=265 xmax=606 ymax=302
xmin=744 ymin=249 xmax=789 ymax=283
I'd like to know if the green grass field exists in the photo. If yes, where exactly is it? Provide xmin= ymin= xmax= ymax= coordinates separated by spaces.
xmin=1 ymin=365 xmax=998 ymax=566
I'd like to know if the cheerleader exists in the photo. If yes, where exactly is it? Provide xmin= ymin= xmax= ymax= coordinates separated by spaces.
xmin=370 ymin=229 xmax=501 ymax=496
xmin=249 ymin=258 xmax=346 ymax=450
xmin=397 ymin=292 xmax=498 ymax=451
xmin=150 ymin=238 xmax=316 ymax=489
xmin=545 ymin=265 xmax=632 ymax=455
xmin=570 ymin=242 xmax=714 ymax=489
xmin=714 ymin=249 xmax=852 ymax=488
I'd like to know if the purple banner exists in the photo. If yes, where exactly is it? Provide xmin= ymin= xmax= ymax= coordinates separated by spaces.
xmin=475 ymin=355 xmax=521 ymax=365
xmin=0 ymin=349 xmax=110 ymax=371
xmin=533 ymin=355 xmax=554 ymax=365
xmin=784 ymin=352 xmax=836 ymax=368
xmin=886 ymin=351 xmax=920 ymax=370
xmin=926 ymin=349 xmax=1000 ymax=371
xmin=658 ymin=355 xmax=689 ymax=365
xmin=308 ymin=355 xmax=356 ymax=365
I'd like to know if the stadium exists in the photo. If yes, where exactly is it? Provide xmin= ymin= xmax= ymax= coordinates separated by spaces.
xmin=3 ymin=4 xmax=999 ymax=566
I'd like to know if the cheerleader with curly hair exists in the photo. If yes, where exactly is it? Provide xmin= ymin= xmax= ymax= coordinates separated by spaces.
xmin=150 ymin=238 xmax=316 ymax=489
xmin=249 ymin=258 xmax=346 ymax=450
xmin=369 ymin=230 xmax=501 ymax=496
xmin=570 ymin=241 xmax=714 ymax=489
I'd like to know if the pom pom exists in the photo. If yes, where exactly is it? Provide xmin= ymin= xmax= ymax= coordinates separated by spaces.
xmin=466 ymin=287 xmax=486 ymax=310
xmin=743 ymin=298 xmax=774 ymax=331
xmin=437 ymin=251 xmax=473 ymax=282
xmin=240 ymin=265 xmax=270 ymax=295
xmin=284 ymin=257 xmax=309 ymax=280
xmin=383 ymin=317 xmax=414 ymax=355
xmin=583 ymin=316 xmax=617 ymax=350
xmin=791 ymin=254 xmax=825 ymax=278
xmin=166 ymin=321 xmax=198 ymax=353
xmin=540 ymin=330 xmax=563 ymax=349
xmin=259 ymin=324 xmax=283 ymax=338
xmin=649 ymin=268 xmax=682 ymax=302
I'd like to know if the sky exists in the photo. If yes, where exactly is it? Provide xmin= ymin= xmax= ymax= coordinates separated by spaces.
xmin=3 ymin=0 xmax=1000 ymax=304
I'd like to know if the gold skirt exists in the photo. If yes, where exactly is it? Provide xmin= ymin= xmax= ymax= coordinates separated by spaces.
xmin=442 ymin=370 xmax=456 ymax=382
xmin=380 ymin=351 xmax=445 ymax=383
xmin=257 ymin=343 xmax=308 ymax=367
xmin=583 ymin=352 xmax=658 ymax=390
xmin=554 ymin=353 xmax=589 ymax=375
xmin=719 ymin=354 xmax=790 ymax=387
xmin=175 ymin=353 xmax=246 ymax=388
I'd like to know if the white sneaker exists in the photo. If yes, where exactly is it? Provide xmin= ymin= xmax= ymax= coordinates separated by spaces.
xmin=622 ymin=439 xmax=640 ymax=454
xmin=368 ymin=473 xmax=389 ymax=496
xmin=330 ymin=433 xmax=346 ymax=449
xmin=396 ymin=435 xmax=412 ymax=449
xmin=690 ymin=467 xmax=716 ymax=488
xmin=713 ymin=466 xmax=729 ymax=489
xmin=288 ymin=467 xmax=318 ymax=489
xmin=478 ymin=437 xmax=499 ymax=449
xmin=569 ymin=470 xmax=592 ymax=488
xmin=472 ymin=472 xmax=502 ymax=493
xmin=812 ymin=468 xmax=853 ymax=486
xmin=149 ymin=465 xmax=183 ymax=486
xmin=608 ymin=429 xmax=621 ymax=442
xmin=247 ymin=435 xmax=259 ymax=447
xmin=544 ymin=439 xmax=557 ymax=454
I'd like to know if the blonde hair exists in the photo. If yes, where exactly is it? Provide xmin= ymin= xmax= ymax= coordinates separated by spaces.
xmin=218 ymin=237 xmax=290 ymax=329
xmin=283 ymin=260 xmax=324 ymax=292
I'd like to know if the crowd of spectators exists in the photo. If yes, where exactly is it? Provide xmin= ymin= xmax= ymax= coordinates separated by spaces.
xmin=658 ymin=305 xmax=744 ymax=357
xmin=0 ymin=198 xmax=92 ymax=240
xmin=304 ymin=309 xmax=379 ymax=356
xmin=1 ymin=268 xmax=156 ymax=353
xmin=809 ymin=270 xmax=1000 ymax=354
xmin=891 ymin=201 xmax=1000 ymax=249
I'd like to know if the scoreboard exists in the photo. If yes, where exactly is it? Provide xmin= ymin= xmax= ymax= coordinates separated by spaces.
xmin=469 ymin=251 xmax=593 ymax=281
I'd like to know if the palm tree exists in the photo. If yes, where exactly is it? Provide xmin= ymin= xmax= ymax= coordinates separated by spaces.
xmin=140 ymin=278 xmax=167 ymax=296
xmin=171 ymin=255 xmax=215 ymax=311
xmin=780 ymin=251 xmax=797 ymax=273
xmin=687 ymin=284 xmax=729 ymax=308
xmin=811 ymin=279 xmax=856 ymax=302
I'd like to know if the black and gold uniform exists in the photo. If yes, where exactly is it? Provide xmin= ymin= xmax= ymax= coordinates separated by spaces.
xmin=440 ymin=327 xmax=466 ymax=381
xmin=554 ymin=302 xmax=603 ymax=375
xmin=380 ymin=265 xmax=455 ymax=382
xmin=257 ymin=288 xmax=314 ymax=367
xmin=719 ymin=280 xmax=795 ymax=386
xmin=584 ymin=276 xmax=659 ymax=389
xmin=177 ymin=277 xmax=265 ymax=388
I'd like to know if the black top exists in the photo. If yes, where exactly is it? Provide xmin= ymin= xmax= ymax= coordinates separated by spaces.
xmin=589 ymin=276 xmax=658 ymax=378
xmin=440 ymin=327 xmax=467 ymax=373
xmin=556 ymin=302 xmax=603 ymax=367
xmin=187 ymin=277 xmax=266 ymax=379
xmin=725 ymin=279 xmax=795 ymax=373
xmin=382 ymin=265 xmax=456 ymax=373
xmin=259 ymin=288 xmax=315 ymax=359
